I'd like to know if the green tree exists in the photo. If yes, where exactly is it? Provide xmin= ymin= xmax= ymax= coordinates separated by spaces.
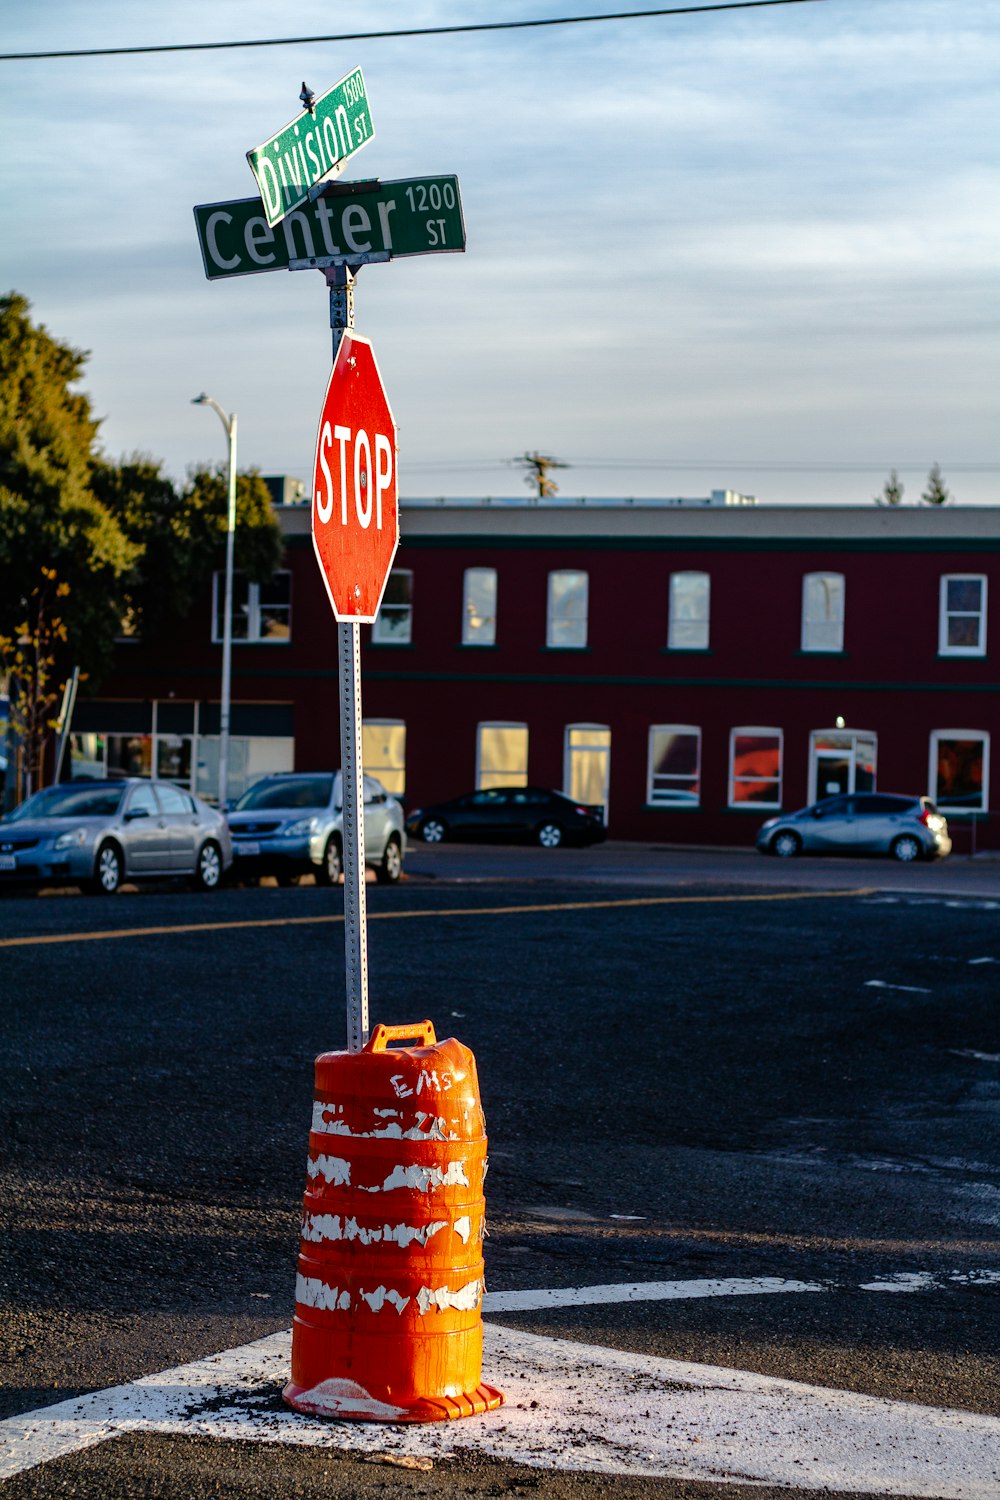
xmin=875 ymin=469 xmax=904 ymax=506
xmin=0 ymin=293 xmax=137 ymax=684
xmin=921 ymin=462 xmax=951 ymax=506
xmin=0 ymin=293 xmax=137 ymax=801
xmin=1 ymin=294 xmax=283 ymax=798
xmin=91 ymin=458 xmax=281 ymax=640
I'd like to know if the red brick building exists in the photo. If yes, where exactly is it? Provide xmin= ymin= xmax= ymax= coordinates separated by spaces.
xmin=75 ymin=499 xmax=998 ymax=852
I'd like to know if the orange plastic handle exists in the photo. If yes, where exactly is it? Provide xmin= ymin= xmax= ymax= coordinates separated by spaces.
xmin=365 ymin=1020 xmax=437 ymax=1052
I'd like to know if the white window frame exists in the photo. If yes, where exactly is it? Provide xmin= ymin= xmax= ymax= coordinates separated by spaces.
xmin=362 ymin=719 xmax=406 ymax=797
xmin=928 ymin=729 xmax=990 ymax=814
xmin=647 ymin=725 xmax=701 ymax=807
xmin=668 ymin=572 xmax=710 ymax=651
xmin=938 ymin=574 xmax=987 ymax=657
xmin=546 ymin=569 xmax=589 ymax=649
xmin=476 ymin=722 xmax=528 ymax=790
xmin=462 ymin=567 xmax=498 ymax=646
xmin=801 ymin=572 xmax=845 ymax=653
xmin=372 ymin=569 xmax=414 ymax=645
xmin=211 ymin=570 xmax=291 ymax=645
xmin=807 ymin=729 xmax=878 ymax=804
xmin=563 ymin=722 xmax=611 ymax=821
xmin=728 ymin=725 xmax=783 ymax=809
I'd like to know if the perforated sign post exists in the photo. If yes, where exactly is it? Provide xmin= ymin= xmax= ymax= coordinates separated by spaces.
xmin=195 ymin=78 xmax=463 ymax=1057
xmin=311 ymin=331 xmax=398 ymax=1054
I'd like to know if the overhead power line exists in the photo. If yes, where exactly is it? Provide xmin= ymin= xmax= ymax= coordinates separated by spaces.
xmin=400 ymin=459 xmax=998 ymax=475
xmin=0 ymin=1 xmax=830 ymax=62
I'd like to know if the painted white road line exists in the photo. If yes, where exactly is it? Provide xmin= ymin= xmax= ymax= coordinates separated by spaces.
xmin=865 ymin=980 xmax=933 ymax=994
xmin=484 ymin=1275 xmax=825 ymax=1312
xmin=2 ymin=1323 xmax=999 ymax=1497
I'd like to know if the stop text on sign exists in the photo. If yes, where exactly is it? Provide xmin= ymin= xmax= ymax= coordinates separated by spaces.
xmin=315 ymin=423 xmax=393 ymax=532
xmin=311 ymin=333 xmax=399 ymax=624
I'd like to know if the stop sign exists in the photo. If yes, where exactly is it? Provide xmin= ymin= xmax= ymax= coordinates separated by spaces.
xmin=311 ymin=332 xmax=399 ymax=623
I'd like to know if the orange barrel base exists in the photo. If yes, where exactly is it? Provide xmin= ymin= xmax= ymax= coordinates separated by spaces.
xmin=282 ymin=1021 xmax=504 ymax=1424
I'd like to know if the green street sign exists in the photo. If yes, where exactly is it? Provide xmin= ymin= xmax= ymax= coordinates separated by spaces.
xmin=193 ymin=176 xmax=466 ymax=281
xmin=247 ymin=69 xmax=374 ymax=227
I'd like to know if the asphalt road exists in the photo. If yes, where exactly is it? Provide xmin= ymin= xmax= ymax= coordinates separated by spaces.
xmin=1 ymin=847 xmax=998 ymax=1497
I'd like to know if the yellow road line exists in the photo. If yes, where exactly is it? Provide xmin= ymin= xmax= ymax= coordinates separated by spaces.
xmin=0 ymin=887 xmax=877 ymax=950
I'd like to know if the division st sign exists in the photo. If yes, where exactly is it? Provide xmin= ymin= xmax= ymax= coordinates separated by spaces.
xmin=194 ymin=177 xmax=465 ymax=280
xmin=247 ymin=69 xmax=373 ymax=228
xmin=311 ymin=332 xmax=399 ymax=624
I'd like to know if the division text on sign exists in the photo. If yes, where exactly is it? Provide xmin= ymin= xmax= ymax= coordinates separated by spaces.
xmin=247 ymin=69 xmax=374 ymax=228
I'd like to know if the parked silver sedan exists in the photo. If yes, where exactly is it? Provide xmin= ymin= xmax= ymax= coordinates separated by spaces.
xmin=0 ymin=779 xmax=232 ymax=894
xmin=756 ymin=792 xmax=951 ymax=862
xmin=226 ymin=771 xmax=405 ymax=885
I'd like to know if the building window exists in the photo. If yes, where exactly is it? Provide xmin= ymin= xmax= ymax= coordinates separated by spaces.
xmin=477 ymin=723 xmax=528 ymax=790
xmin=808 ymin=729 xmax=877 ymax=803
xmin=372 ymin=569 xmax=413 ymax=644
xmin=362 ymin=720 xmax=406 ymax=796
xmin=462 ymin=568 xmax=497 ymax=646
xmin=729 ymin=727 xmax=783 ymax=807
xmin=212 ymin=571 xmax=291 ymax=643
xmin=929 ymin=731 xmax=989 ymax=814
xmin=668 ymin=572 xmax=710 ymax=650
xmin=939 ymin=575 xmax=987 ymax=656
xmin=647 ymin=726 xmax=701 ymax=807
xmin=546 ymin=570 xmax=588 ymax=648
xmin=801 ymin=573 xmax=845 ymax=652
xmin=565 ymin=724 xmax=610 ymax=817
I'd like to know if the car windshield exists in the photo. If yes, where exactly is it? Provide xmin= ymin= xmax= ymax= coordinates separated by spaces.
xmin=5 ymin=784 xmax=125 ymax=821
xmin=234 ymin=776 xmax=334 ymax=811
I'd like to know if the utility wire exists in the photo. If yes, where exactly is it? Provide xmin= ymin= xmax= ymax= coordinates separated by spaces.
xmin=0 ymin=1 xmax=831 ymax=62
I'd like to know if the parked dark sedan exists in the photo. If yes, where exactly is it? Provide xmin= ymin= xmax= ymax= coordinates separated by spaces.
xmin=405 ymin=786 xmax=606 ymax=848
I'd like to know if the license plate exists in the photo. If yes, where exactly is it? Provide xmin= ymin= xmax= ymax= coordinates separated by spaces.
xmin=0 ymin=855 xmax=16 ymax=871
xmin=235 ymin=842 xmax=260 ymax=856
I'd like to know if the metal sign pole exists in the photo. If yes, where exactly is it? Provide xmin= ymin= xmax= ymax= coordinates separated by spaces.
xmin=328 ymin=262 xmax=369 ymax=1053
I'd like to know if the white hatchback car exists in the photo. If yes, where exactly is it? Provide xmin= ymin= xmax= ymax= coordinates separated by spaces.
xmin=226 ymin=771 xmax=405 ymax=885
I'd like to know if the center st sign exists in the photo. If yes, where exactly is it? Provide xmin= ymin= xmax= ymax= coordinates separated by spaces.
xmin=311 ymin=332 xmax=399 ymax=624
xmin=193 ymin=176 xmax=465 ymax=280
xmin=246 ymin=69 xmax=374 ymax=227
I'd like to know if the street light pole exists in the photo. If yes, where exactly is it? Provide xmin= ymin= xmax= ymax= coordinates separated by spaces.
xmin=192 ymin=394 xmax=237 ymax=809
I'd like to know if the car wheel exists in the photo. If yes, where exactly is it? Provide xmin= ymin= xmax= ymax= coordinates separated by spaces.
xmin=90 ymin=841 xmax=123 ymax=895
xmin=771 ymin=830 xmax=801 ymax=858
xmin=317 ymin=836 xmax=342 ymax=885
xmin=891 ymin=834 xmax=922 ymax=863
xmin=376 ymin=834 xmax=403 ymax=885
xmin=421 ymin=819 xmax=446 ymax=844
xmin=537 ymin=821 xmax=563 ymax=848
xmin=193 ymin=841 xmax=222 ymax=891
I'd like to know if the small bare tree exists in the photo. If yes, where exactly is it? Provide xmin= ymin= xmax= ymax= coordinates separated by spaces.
xmin=0 ymin=569 xmax=72 ymax=801
xmin=875 ymin=469 xmax=904 ymax=506
xmin=921 ymin=462 xmax=951 ymax=506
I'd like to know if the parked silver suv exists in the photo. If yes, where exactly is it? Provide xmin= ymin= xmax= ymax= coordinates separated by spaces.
xmin=226 ymin=772 xmax=405 ymax=885
xmin=756 ymin=792 xmax=951 ymax=862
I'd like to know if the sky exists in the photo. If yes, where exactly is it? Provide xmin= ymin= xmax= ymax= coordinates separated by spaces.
xmin=3 ymin=0 xmax=998 ymax=506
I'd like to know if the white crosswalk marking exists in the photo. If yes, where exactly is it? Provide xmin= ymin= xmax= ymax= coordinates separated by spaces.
xmin=2 ymin=1277 xmax=998 ymax=1495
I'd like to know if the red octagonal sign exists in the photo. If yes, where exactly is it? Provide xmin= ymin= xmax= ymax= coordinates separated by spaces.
xmin=311 ymin=332 xmax=399 ymax=623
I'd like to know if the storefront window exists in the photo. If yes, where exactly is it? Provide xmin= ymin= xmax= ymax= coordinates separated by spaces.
xmin=729 ymin=728 xmax=782 ymax=807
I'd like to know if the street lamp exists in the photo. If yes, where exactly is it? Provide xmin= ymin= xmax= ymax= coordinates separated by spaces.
xmin=192 ymin=393 xmax=237 ymax=809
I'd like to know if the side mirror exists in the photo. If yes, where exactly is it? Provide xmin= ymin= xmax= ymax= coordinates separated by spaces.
xmin=124 ymin=807 xmax=150 ymax=821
